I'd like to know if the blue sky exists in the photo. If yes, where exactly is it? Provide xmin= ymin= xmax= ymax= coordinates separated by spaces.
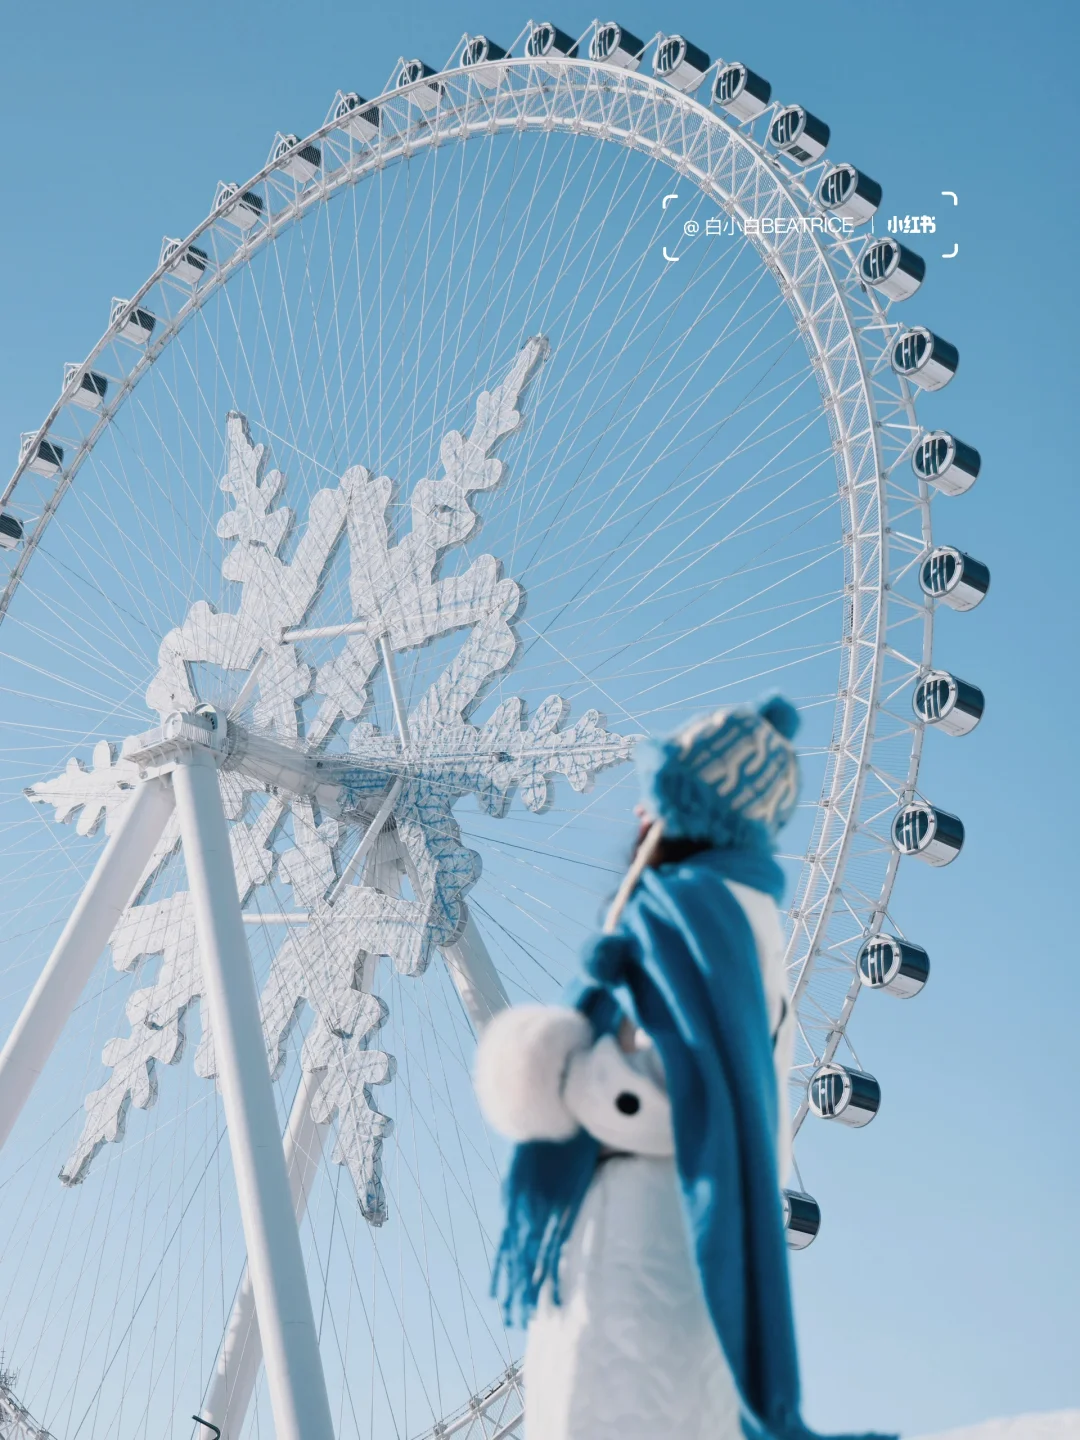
xmin=0 ymin=1 xmax=1076 ymax=1436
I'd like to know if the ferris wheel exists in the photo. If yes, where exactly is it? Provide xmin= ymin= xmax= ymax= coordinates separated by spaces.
xmin=0 ymin=20 xmax=987 ymax=1440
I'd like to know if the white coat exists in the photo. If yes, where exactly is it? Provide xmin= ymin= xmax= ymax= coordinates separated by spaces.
xmin=515 ymin=879 xmax=795 ymax=1440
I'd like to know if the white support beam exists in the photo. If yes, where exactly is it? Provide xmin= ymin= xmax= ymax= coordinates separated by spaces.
xmin=328 ymin=777 xmax=403 ymax=902
xmin=440 ymin=914 xmax=510 ymax=1031
xmin=199 ymin=792 xmax=509 ymax=1440
xmin=280 ymin=619 xmax=371 ymax=644
xmin=0 ymin=777 xmax=175 ymax=1155
xmin=199 ymin=1063 xmax=330 ymax=1440
xmin=378 ymin=635 xmax=411 ymax=747
xmin=201 ymin=834 xmax=396 ymax=1439
xmin=227 ymin=651 xmax=267 ymax=719
xmin=242 ymin=912 xmax=311 ymax=925
xmin=172 ymin=753 xmax=335 ymax=1440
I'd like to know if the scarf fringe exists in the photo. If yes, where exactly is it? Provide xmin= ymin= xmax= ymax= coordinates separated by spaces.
xmin=492 ymin=1128 xmax=601 ymax=1326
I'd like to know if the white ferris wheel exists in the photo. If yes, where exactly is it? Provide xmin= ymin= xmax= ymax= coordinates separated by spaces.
xmin=0 ymin=21 xmax=987 ymax=1440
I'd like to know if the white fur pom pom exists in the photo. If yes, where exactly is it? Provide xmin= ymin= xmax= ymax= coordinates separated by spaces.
xmin=474 ymin=1005 xmax=592 ymax=1142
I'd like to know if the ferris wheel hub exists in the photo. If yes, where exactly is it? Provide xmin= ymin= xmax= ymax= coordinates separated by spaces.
xmin=126 ymin=709 xmax=395 ymax=821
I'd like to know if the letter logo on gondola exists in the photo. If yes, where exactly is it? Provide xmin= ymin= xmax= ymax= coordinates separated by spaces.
xmin=592 ymin=23 xmax=619 ymax=60
xmin=862 ymin=239 xmax=896 ymax=283
xmin=772 ymin=110 xmax=800 ymax=146
xmin=914 ymin=674 xmax=951 ymax=721
xmin=809 ymin=1070 xmax=844 ymax=1116
xmin=893 ymin=330 xmax=928 ymax=372
xmin=893 ymin=806 xmax=929 ymax=852
xmin=656 ymin=37 xmax=685 ymax=74
xmin=820 ymin=167 xmax=853 ymax=208
xmin=715 ymin=64 xmax=745 ymax=104
xmin=860 ymin=939 xmax=894 ymax=987
xmin=914 ymin=433 xmax=951 ymax=479
xmin=921 ymin=549 xmax=957 ymax=596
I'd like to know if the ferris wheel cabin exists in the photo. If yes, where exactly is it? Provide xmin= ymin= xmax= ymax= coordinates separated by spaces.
xmin=217 ymin=184 xmax=265 ymax=231
xmin=912 ymin=430 xmax=981 ymax=496
xmin=712 ymin=62 xmax=772 ymax=120
xmin=652 ymin=34 xmax=710 ymax=93
xmin=162 ymin=240 xmax=209 ymax=286
xmin=860 ymin=238 xmax=925 ymax=301
xmin=67 ymin=368 xmax=109 ymax=410
xmin=857 ymin=934 xmax=930 ymax=999
xmin=273 ymin=135 xmax=322 ymax=184
xmin=817 ymin=164 xmax=882 ymax=223
xmin=913 ymin=670 xmax=985 ymax=736
xmin=769 ymin=105 xmax=830 ymax=165
xmin=892 ymin=801 xmax=965 ymax=866
xmin=0 ymin=512 xmax=24 ymax=551
xmin=783 ymin=1190 xmax=822 ymax=1249
xmin=589 ymin=23 xmax=646 ymax=69
xmin=808 ymin=1064 xmax=880 ymax=1127
xmin=333 ymin=93 xmax=381 ymax=142
xmin=527 ymin=22 xmax=580 ymax=72
xmin=21 ymin=437 xmax=63 ymax=477
xmin=460 ymin=35 xmax=508 ymax=85
xmin=396 ymin=59 xmax=444 ymax=111
xmin=891 ymin=327 xmax=958 ymax=391
xmin=920 ymin=545 xmax=990 ymax=611
xmin=110 ymin=301 xmax=156 ymax=345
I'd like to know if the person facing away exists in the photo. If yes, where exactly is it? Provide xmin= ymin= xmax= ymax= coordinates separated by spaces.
xmin=474 ymin=697 xmax=893 ymax=1440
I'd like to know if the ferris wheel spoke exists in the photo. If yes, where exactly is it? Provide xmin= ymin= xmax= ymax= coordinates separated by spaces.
xmin=1 ymin=603 xmax=146 ymax=707
xmin=514 ymin=348 xmax=822 ymax=591
xmin=513 ymin=257 xmax=783 ymax=565
xmin=557 ymin=542 xmax=842 ymax=697
xmin=509 ymin=451 xmax=835 ymax=631
xmin=92 ymin=421 xmax=211 ymax=617
xmin=34 ymin=469 xmax=186 ymax=658
xmin=509 ymin=316 xmax=805 ymax=641
xmin=545 ymin=459 xmax=840 ymax=659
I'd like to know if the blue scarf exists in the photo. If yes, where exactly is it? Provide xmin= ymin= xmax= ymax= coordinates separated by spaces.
xmin=492 ymin=847 xmax=892 ymax=1440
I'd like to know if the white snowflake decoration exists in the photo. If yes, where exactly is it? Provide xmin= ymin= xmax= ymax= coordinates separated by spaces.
xmin=27 ymin=739 xmax=140 ymax=837
xmin=28 ymin=337 xmax=639 ymax=1220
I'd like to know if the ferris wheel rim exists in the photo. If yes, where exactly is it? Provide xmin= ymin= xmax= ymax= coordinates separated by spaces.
xmin=0 ymin=49 xmax=930 ymax=1117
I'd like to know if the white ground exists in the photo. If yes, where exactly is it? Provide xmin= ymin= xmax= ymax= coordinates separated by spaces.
xmin=912 ymin=1414 xmax=1080 ymax=1439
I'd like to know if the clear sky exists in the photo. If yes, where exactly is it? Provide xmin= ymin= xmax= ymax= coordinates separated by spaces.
xmin=0 ymin=1 xmax=1076 ymax=1436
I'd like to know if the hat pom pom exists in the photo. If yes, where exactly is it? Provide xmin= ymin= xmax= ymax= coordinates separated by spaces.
xmin=759 ymin=694 xmax=800 ymax=741
xmin=582 ymin=933 xmax=637 ymax=986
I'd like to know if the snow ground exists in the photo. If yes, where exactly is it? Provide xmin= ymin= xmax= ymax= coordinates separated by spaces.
xmin=912 ymin=1413 xmax=1080 ymax=1439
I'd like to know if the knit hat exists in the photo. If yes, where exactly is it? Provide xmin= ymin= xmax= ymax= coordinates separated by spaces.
xmin=635 ymin=696 xmax=800 ymax=850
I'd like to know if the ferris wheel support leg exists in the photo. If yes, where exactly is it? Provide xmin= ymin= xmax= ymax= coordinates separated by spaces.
xmin=202 ymin=833 xmax=395 ymax=1440
xmin=439 ymin=914 xmax=509 ymax=1032
xmin=172 ymin=754 xmax=335 ymax=1440
xmin=0 ymin=776 xmax=175 ymax=1156
xmin=200 ymin=1064 xmax=330 ymax=1440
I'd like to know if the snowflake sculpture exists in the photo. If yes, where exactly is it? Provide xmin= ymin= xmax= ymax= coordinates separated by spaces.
xmin=25 ymin=739 xmax=139 ymax=836
xmin=28 ymin=337 xmax=638 ymax=1222
xmin=0 ymin=1367 xmax=55 ymax=1440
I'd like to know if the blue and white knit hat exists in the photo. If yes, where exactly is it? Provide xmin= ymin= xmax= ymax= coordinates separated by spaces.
xmin=636 ymin=696 xmax=801 ymax=849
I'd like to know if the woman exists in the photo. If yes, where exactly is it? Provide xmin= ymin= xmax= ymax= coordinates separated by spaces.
xmin=474 ymin=698 xmax=890 ymax=1440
